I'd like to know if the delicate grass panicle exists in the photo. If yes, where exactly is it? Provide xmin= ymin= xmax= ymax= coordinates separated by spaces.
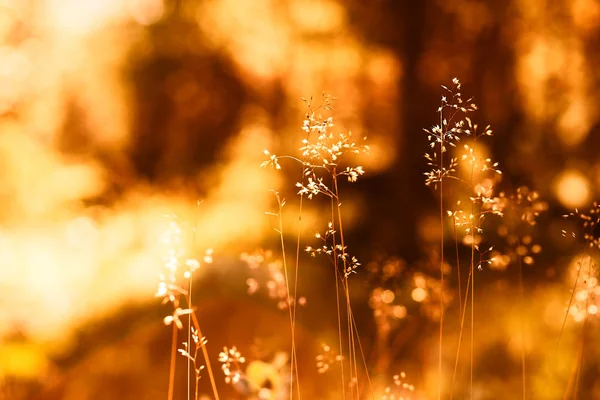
xmin=550 ymin=203 xmax=600 ymax=398
xmin=558 ymin=203 xmax=600 ymax=329
xmin=152 ymin=81 xmax=600 ymax=400
xmin=424 ymin=78 xmax=505 ymax=399
xmin=218 ymin=346 xmax=246 ymax=385
xmin=157 ymin=218 xmax=219 ymax=400
xmin=262 ymin=94 xmax=372 ymax=399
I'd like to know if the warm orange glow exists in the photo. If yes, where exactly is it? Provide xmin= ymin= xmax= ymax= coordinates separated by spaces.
xmin=1 ymin=1 xmax=600 ymax=399
xmin=128 ymin=0 xmax=165 ymax=25
xmin=393 ymin=305 xmax=407 ymax=319
xmin=557 ymin=98 xmax=591 ymax=146
xmin=571 ymin=0 xmax=600 ymax=33
xmin=381 ymin=289 xmax=395 ymax=304
xmin=554 ymin=169 xmax=590 ymax=208
xmin=411 ymin=287 xmax=427 ymax=302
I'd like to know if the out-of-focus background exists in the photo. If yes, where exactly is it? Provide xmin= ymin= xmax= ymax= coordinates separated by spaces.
xmin=0 ymin=0 xmax=599 ymax=399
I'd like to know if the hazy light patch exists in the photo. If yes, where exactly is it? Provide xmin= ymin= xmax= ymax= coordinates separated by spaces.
xmin=571 ymin=0 xmax=600 ymax=33
xmin=196 ymin=0 xmax=292 ymax=84
xmin=557 ymin=98 xmax=591 ymax=146
xmin=127 ymin=0 xmax=165 ymax=26
xmin=411 ymin=287 xmax=427 ymax=302
xmin=45 ymin=0 xmax=125 ymax=35
xmin=516 ymin=36 xmax=559 ymax=121
xmin=196 ymin=0 xmax=400 ymax=146
xmin=366 ymin=49 xmax=402 ymax=91
xmin=514 ymin=2 xmax=597 ymax=152
xmin=289 ymin=0 xmax=345 ymax=33
xmin=0 ymin=127 xmax=106 ymax=221
xmin=554 ymin=169 xmax=590 ymax=208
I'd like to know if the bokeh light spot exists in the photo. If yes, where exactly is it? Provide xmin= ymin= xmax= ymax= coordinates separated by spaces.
xmin=411 ymin=287 xmax=427 ymax=302
xmin=554 ymin=170 xmax=590 ymax=208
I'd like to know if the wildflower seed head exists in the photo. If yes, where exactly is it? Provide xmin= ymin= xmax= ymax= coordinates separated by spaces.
xmin=219 ymin=346 xmax=246 ymax=384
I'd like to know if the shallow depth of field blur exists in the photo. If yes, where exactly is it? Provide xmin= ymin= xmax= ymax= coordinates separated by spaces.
xmin=1 ymin=0 xmax=600 ymax=399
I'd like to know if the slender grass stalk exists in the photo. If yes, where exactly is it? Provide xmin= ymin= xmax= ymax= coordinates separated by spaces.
xmin=572 ymin=259 xmax=592 ymax=400
xmin=572 ymin=316 xmax=588 ymax=400
xmin=264 ymin=94 xmax=369 ymax=399
xmin=188 ymin=207 xmax=199 ymax=400
xmin=469 ymin=211 xmax=475 ymax=400
xmin=333 ymin=171 xmax=361 ymax=399
xmin=454 ymin=220 xmax=462 ymax=320
xmin=425 ymin=79 xmax=484 ymax=400
xmin=544 ymin=238 xmax=593 ymax=396
xmin=289 ymin=132 xmax=312 ymax=400
xmin=188 ymin=275 xmax=192 ymax=400
xmin=347 ymin=278 xmax=360 ymax=399
xmin=450 ymin=268 xmax=472 ymax=399
xmin=344 ymin=278 xmax=357 ymax=399
xmin=327 ymin=254 xmax=374 ymax=399
xmin=462 ymin=149 xmax=478 ymax=400
xmin=350 ymin=308 xmax=375 ymax=400
xmin=518 ymin=256 xmax=526 ymax=400
xmin=553 ymin=250 xmax=586 ymax=361
xmin=562 ymin=285 xmax=590 ymax=400
xmin=195 ymin=372 xmax=200 ymax=400
xmin=290 ymin=187 xmax=306 ymax=400
xmin=183 ymin=203 xmax=218 ymax=400
xmin=553 ymin=208 xmax=599 ymax=369
xmin=189 ymin=312 xmax=219 ymax=400
xmin=438 ymin=107 xmax=445 ymax=400
xmin=330 ymin=196 xmax=346 ymax=400
xmin=168 ymin=323 xmax=178 ymax=400
xmin=271 ymin=191 xmax=299 ymax=400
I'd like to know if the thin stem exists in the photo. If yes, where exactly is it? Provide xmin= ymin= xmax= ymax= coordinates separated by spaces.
xmin=333 ymin=171 xmax=366 ymax=399
xmin=190 ymin=312 xmax=220 ymax=400
xmin=469 ymin=164 xmax=475 ymax=400
xmin=518 ymin=256 xmax=526 ymax=400
xmin=190 ymin=203 xmax=201 ymax=400
xmin=450 ymin=268 xmax=472 ymax=400
xmin=454 ymin=221 xmax=462 ymax=321
xmin=188 ymin=277 xmax=192 ymax=400
xmin=543 ymin=240 xmax=592 ymax=395
xmin=288 ymin=132 xmax=312 ymax=400
xmin=438 ymin=114 xmax=445 ymax=400
xmin=348 ymin=279 xmax=360 ymax=399
xmin=572 ymin=260 xmax=592 ymax=400
xmin=274 ymin=192 xmax=299 ymax=400
xmin=330 ymin=196 xmax=346 ymax=400
xmin=344 ymin=278 xmax=358 ymax=399
xmin=554 ymin=253 xmax=588 ymax=355
xmin=345 ymin=280 xmax=354 ymax=398
xmin=291 ymin=192 xmax=304 ymax=400
xmin=192 ymin=344 xmax=201 ymax=400
xmin=168 ymin=323 xmax=178 ymax=400
xmin=572 ymin=317 xmax=588 ymax=400
xmin=350 ymin=309 xmax=375 ymax=400
xmin=470 ymin=220 xmax=475 ymax=400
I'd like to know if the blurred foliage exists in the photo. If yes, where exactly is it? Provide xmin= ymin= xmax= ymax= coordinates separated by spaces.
xmin=0 ymin=0 xmax=599 ymax=399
